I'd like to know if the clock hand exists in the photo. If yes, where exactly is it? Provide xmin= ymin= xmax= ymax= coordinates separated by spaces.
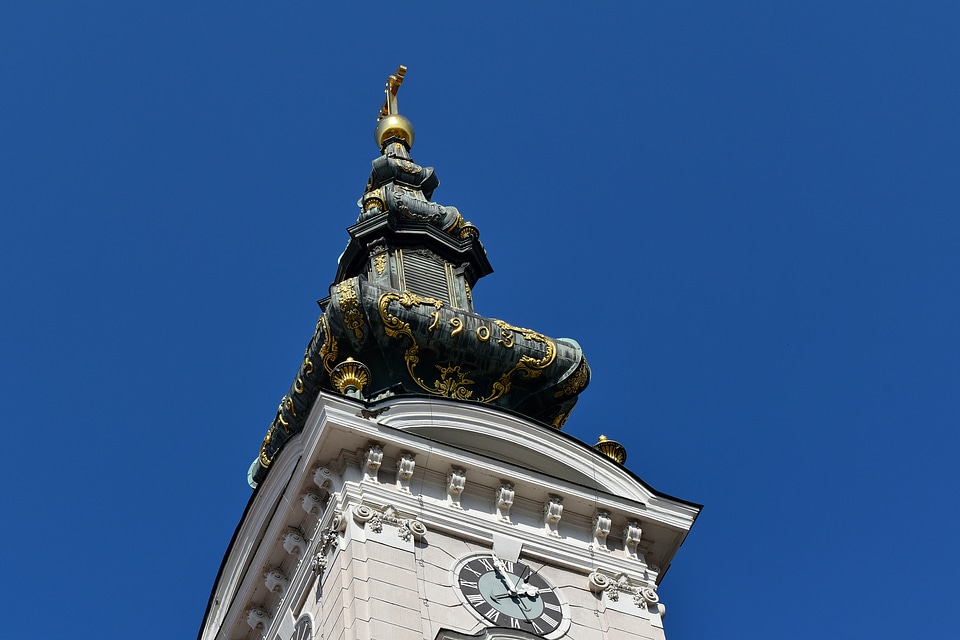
xmin=512 ymin=565 xmax=542 ymax=598
xmin=491 ymin=553 xmax=521 ymax=595
xmin=491 ymin=592 xmax=531 ymax=610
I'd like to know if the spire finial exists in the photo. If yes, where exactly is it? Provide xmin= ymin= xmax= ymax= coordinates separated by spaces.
xmin=379 ymin=65 xmax=407 ymax=120
xmin=374 ymin=65 xmax=415 ymax=151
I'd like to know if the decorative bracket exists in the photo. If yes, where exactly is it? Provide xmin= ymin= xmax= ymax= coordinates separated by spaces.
xmin=543 ymin=495 xmax=563 ymax=537
xmin=447 ymin=468 xmax=466 ymax=508
xmin=246 ymin=606 xmax=271 ymax=631
xmin=264 ymin=567 xmax=289 ymax=596
xmin=363 ymin=443 xmax=383 ymax=482
xmin=396 ymin=452 xmax=416 ymax=492
xmin=592 ymin=510 xmax=612 ymax=551
xmin=282 ymin=528 xmax=308 ymax=557
xmin=301 ymin=491 xmax=325 ymax=516
xmin=623 ymin=521 xmax=643 ymax=559
xmin=495 ymin=482 xmax=514 ymax=522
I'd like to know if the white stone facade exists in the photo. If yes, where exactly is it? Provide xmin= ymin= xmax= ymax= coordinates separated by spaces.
xmin=199 ymin=394 xmax=698 ymax=640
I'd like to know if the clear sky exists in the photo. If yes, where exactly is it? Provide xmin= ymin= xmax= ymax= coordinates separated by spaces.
xmin=2 ymin=3 xmax=958 ymax=639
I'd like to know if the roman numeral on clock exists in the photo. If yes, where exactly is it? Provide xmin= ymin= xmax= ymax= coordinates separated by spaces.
xmin=480 ymin=605 xmax=501 ymax=624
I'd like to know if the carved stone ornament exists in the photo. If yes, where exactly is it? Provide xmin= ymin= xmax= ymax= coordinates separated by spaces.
xmin=311 ymin=552 xmax=327 ymax=576
xmin=588 ymin=571 xmax=611 ymax=593
xmin=264 ymin=567 xmax=289 ymax=595
xmin=352 ymin=504 xmax=377 ymax=525
xmin=363 ymin=443 xmax=383 ymax=482
xmin=350 ymin=503 xmax=427 ymax=541
xmin=301 ymin=491 xmax=324 ymax=516
xmin=396 ymin=452 xmax=416 ymax=491
xmin=495 ymin=482 xmax=514 ymax=522
xmin=283 ymin=529 xmax=308 ymax=556
xmin=447 ymin=468 xmax=466 ymax=508
xmin=313 ymin=525 xmax=341 ymax=577
xmin=623 ymin=521 xmax=643 ymax=559
xmin=313 ymin=466 xmax=334 ymax=492
xmin=330 ymin=510 xmax=347 ymax=533
xmin=246 ymin=606 xmax=270 ymax=631
xmin=587 ymin=571 xmax=664 ymax=616
xmin=543 ymin=496 xmax=563 ymax=537
xmin=593 ymin=510 xmax=612 ymax=551
xmin=405 ymin=518 xmax=428 ymax=540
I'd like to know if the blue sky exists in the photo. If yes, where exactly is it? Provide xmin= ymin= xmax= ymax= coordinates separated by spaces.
xmin=2 ymin=3 xmax=958 ymax=639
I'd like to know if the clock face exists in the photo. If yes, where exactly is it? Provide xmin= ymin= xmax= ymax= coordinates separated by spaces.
xmin=454 ymin=553 xmax=566 ymax=637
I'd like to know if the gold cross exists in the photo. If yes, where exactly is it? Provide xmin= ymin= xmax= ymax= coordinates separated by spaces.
xmin=378 ymin=65 xmax=407 ymax=120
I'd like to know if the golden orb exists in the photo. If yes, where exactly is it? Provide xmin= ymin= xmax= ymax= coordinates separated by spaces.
xmin=375 ymin=114 xmax=415 ymax=150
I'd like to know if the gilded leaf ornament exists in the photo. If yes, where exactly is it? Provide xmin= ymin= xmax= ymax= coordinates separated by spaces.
xmin=335 ymin=278 xmax=365 ymax=339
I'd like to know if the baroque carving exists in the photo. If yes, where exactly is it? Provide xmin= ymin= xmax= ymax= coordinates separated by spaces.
xmin=587 ymin=571 xmax=665 ymax=617
xmin=264 ymin=567 xmax=289 ymax=596
xmin=592 ymin=510 xmax=612 ymax=551
xmin=377 ymin=291 xmax=558 ymax=403
xmin=395 ymin=452 xmax=416 ymax=491
xmin=246 ymin=606 xmax=270 ymax=631
xmin=495 ymin=482 xmax=515 ymax=522
xmin=363 ymin=443 xmax=383 ymax=482
xmin=283 ymin=528 xmax=308 ymax=556
xmin=316 ymin=314 xmax=338 ymax=375
xmin=447 ymin=468 xmax=466 ymax=508
xmin=301 ymin=492 xmax=325 ymax=516
xmin=554 ymin=357 xmax=590 ymax=397
xmin=351 ymin=503 xmax=427 ymax=541
xmin=313 ymin=466 xmax=334 ymax=493
xmin=623 ymin=521 xmax=643 ymax=559
xmin=543 ymin=495 xmax=563 ymax=537
xmin=335 ymin=278 xmax=365 ymax=339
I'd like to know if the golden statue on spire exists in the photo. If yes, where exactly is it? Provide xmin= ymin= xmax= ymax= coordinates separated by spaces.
xmin=374 ymin=65 xmax=415 ymax=150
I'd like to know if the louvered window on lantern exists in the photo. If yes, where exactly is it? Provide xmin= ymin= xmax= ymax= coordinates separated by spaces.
xmin=398 ymin=249 xmax=453 ymax=303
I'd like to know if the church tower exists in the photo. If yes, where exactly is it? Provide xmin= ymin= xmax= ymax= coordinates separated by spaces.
xmin=199 ymin=67 xmax=700 ymax=640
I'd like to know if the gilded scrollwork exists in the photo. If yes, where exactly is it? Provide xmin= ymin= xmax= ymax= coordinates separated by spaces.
xmin=374 ymin=253 xmax=387 ymax=275
xmin=377 ymin=291 xmax=444 ymax=395
xmin=555 ymin=357 xmax=589 ymax=398
xmin=550 ymin=409 xmax=571 ymax=429
xmin=317 ymin=315 xmax=338 ymax=374
xmin=335 ymin=278 xmax=365 ymax=339
xmin=259 ymin=426 xmax=274 ymax=468
xmin=377 ymin=291 xmax=557 ymax=404
xmin=434 ymin=365 xmax=474 ymax=399
xmin=482 ymin=320 xmax=556 ymax=403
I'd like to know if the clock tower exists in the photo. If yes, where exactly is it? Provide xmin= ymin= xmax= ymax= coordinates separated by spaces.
xmin=198 ymin=67 xmax=700 ymax=640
